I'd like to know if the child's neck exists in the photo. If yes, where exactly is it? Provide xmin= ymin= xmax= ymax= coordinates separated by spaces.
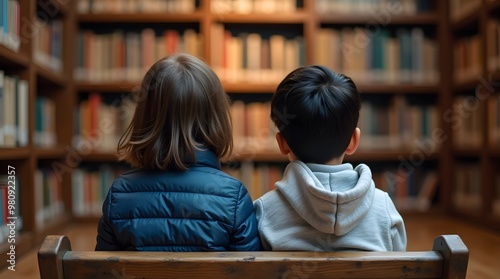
xmin=323 ymin=156 xmax=344 ymax=166
xmin=291 ymin=155 xmax=345 ymax=165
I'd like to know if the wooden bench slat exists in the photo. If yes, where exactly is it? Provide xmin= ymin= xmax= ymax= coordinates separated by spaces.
xmin=39 ymin=235 xmax=469 ymax=279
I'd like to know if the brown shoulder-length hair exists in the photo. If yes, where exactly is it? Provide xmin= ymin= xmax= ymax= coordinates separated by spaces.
xmin=118 ymin=53 xmax=233 ymax=171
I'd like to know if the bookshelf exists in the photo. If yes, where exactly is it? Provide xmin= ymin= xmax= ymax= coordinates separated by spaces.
xmin=68 ymin=0 xmax=444 ymax=220
xmin=447 ymin=0 xmax=500 ymax=230
xmin=0 ymin=0 xmax=75 ymax=269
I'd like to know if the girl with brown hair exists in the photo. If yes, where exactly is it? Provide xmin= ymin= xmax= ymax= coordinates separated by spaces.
xmin=96 ymin=54 xmax=261 ymax=251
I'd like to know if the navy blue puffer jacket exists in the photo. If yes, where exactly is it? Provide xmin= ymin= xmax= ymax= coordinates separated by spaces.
xmin=95 ymin=150 xmax=261 ymax=251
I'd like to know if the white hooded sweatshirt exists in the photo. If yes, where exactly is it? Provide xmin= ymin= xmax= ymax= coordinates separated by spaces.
xmin=254 ymin=161 xmax=407 ymax=251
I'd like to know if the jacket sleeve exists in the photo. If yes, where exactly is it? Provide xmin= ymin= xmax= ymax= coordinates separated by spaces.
xmin=228 ymin=184 xmax=262 ymax=251
xmin=95 ymin=189 xmax=121 ymax=251
xmin=386 ymin=195 xmax=407 ymax=251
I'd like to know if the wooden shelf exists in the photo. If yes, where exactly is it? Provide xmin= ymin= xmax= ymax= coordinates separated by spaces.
xmin=75 ymin=81 xmax=140 ymax=93
xmin=453 ymin=76 xmax=481 ymax=93
xmin=81 ymin=153 xmax=120 ymax=162
xmin=223 ymin=82 xmax=278 ymax=93
xmin=453 ymin=148 xmax=483 ymax=158
xmin=224 ymin=82 xmax=440 ymax=94
xmin=37 ymin=0 xmax=71 ymax=18
xmin=347 ymin=150 xmax=439 ymax=162
xmin=227 ymin=149 xmax=440 ymax=163
xmin=357 ymin=84 xmax=439 ymax=94
xmin=487 ymin=0 xmax=500 ymax=13
xmin=0 ymin=231 xmax=34 ymax=270
xmin=0 ymin=148 xmax=30 ymax=160
xmin=35 ymin=146 xmax=68 ymax=159
xmin=489 ymin=148 xmax=500 ymax=158
xmin=318 ymin=12 xmax=439 ymax=25
xmin=36 ymin=64 xmax=67 ymax=88
xmin=212 ymin=12 xmax=307 ymax=24
xmin=451 ymin=7 xmax=480 ymax=32
xmin=77 ymin=12 xmax=204 ymax=23
xmin=0 ymin=44 xmax=29 ymax=68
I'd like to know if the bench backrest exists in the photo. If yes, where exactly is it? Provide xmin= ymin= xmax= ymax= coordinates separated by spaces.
xmin=38 ymin=234 xmax=468 ymax=279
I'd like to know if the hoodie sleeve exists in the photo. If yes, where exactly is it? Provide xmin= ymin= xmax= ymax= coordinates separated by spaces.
xmin=253 ymin=198 xmax=272 ymax=251
xmin=385 ymin=195 xmax=407 ymax=251
xmin=228 ymin=184 xmax=262 ymax=251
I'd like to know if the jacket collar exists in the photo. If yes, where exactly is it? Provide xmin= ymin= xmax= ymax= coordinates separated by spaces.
xmin=193 ymin=148 xmax=221 ymax=170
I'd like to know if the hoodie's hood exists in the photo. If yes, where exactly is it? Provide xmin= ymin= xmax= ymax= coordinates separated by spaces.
xmin=275 ymin=161 xmax=375 ymax=236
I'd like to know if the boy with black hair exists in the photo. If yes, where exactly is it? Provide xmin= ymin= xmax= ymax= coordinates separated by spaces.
xmin=254 ymin=65 xmax=406 ymax=251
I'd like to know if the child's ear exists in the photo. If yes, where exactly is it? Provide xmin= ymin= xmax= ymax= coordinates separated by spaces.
xmin=276 ymin=132 xmax=291 ymax=155
xmin=345 ymin=127 xmax=360 ymax=155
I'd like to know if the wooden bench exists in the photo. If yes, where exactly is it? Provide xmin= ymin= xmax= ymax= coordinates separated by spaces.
xmin=38 ymin=234 xmax=469 ymax=279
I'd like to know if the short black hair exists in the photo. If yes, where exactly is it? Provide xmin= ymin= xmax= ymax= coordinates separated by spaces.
xmin=270 ymin=65 xmax=361 ymax=163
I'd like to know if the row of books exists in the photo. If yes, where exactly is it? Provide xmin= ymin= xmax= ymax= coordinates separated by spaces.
xmin=316 ymin=0 xmax=431 ymax=14
xmin=315 ymin=27 xmax=439 ymax=85
xmin=77 ymin=0 xmax=196 ymax=14
xmin=222 ymin=162 xmax=282 ymax=200
xmin=223 ymin=161 xmax=439 ymax=212
xmin=211 ymin=0 xmax=297 ymax=14
xmin=33 ymin=18 xmax=63 ymax=73
xmin=358 ymin=97 xmax=439 ymax=150
xmin=0 ymin=71 xmax=29 ymax=148
xmin=373 ymin=168 xmax=438 ymax=212
xmin=454 ymin=35 xmax=482 ymax=83
xmin=72 ymin=165 xmax=128 ymax=217
xmin=230 ymin=98 xmax=439 ymax=154
xmin=452 ymin=96 xmax=482 ymax=149
xmin=452 ymin=163 xmax=481 ymax=212
xmin=487 ymin=19 xmax=500 ymax=74
xmin=211 ymin=24 xmax=305 ymax=83
xmin=489 ymin=94 xmax=500 ymax=148
xmin=35 ymin=96 xmax=57 ymax=148
xmin=74 ymin=93 xmax=135 ymax=153
xmin=0 ymin=0 xmax=20 ymax=52
xmin=449 ymin=0 xmax=481 ymax=22
xmin=34 ymin=168 xmax=65 ymax=228
xmin=76 ymin=0 xmax=430 ymax=15
xmin=74 ymin=29 xmax=203 ymax=82
xmin=230 ymin=101 xmax=278 ymax=155
xmin=0 ymin=175 xmax=22 ymax=244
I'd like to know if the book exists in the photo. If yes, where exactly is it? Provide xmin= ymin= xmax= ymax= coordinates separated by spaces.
xmin=397 ymin=28 xmax=412 ymax=83
xmin=35 ymin=96 xmax=56 ymax=148
xmin=72 ymin=165 xmax=128 ymax=217
xmin=75 ymin=28 xmax=202 ymax=82
xmin=416 ymin=171 xmax=439 ymax=211
xmin=16 ymin=79 xmax=28 ymax=146
xmin=3 ymin=75 xmax=15 ymax=147
xmin=34 ymin=169 xmax=65 ymax=227
xmin=34 ymin=18 xmax=63 ymax=73
xmin=314 ymin=26 xmax=436 ymax=84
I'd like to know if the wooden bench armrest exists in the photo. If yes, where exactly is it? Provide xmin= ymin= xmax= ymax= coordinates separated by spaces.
xmin=433 ymin=234 xmax=469 ymax=279
xmin=38 ymin=235 xmax=72 ymax=279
